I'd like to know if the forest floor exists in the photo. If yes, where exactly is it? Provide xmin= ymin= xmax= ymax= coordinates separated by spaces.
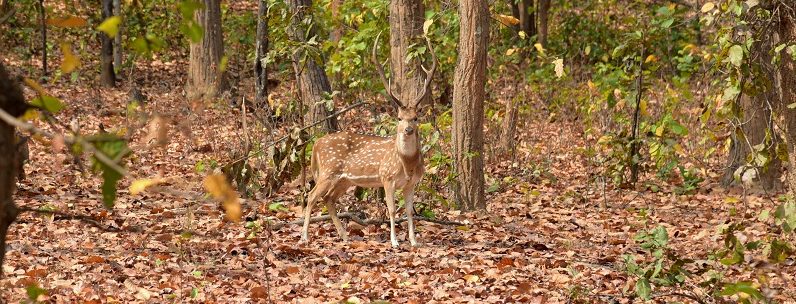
xmin=1 ymin=58 xmax=795 ymax=303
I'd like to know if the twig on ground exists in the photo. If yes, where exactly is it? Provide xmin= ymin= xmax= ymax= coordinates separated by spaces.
xmin=16 ymin=206 xmax=123 ymax=232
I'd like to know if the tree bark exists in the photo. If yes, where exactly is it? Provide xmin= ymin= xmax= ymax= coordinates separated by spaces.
xmin=509 ymin=0 xmax=520 ymax=31
xmin=254 ymin=0 xmax=271 ymax=111
xmin=38 ymin=0 xmax=47 ymax=76
xmin=286 ymin=0 xmax=337 ymax=132
xmin=723 ymin=94 xmax=782 ymax=190
xmin=112 ymin=0 xmax=122 ymax=73
xmin=389 ymin=0 xmax=429 ymax=105
xmin=519 ymin=0 xmax=536 ymax=38
xmin=452 ymin=0 xmax=489 ymax=211
xmin=0 ymin=62 xmax=28 ymax=274
xmin=100 ymin=0 xmax=115 ymax=87
xmin=779 ymin=8 xmax=796 ymax=194
xmin=537 ymin=0 xmax=550 ymax=46
xmin=187 ymin=0 xmax=226 ymax=100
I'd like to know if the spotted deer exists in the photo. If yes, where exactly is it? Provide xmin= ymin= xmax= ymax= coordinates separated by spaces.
xmin=301 ymin=33 xmax=437 ymax=247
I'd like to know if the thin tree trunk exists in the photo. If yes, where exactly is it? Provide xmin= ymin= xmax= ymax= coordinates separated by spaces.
xmin=112 ymin=0 xmax=122 ymax=73
xmin=0 ymin=62 xmax=28 ymax=274
xmin=286 ymin=0 xmax=337 ymax=132
xmin=510 ymin=0 xmax=520 ymax=31
xmin=254 ymin=0 xmax=271 ymax=111
xmin=187 ymin=0 xmax=226 ymax=100
xmin=389 ymin=0 xmax=428 ymax=104
xmin=779 ymin=8 xmax=796 ymax=194
xmin=38 ymin=0 xmax=47 ymax=76
xmin=452 ymin=0 xmax=489 ymax=211
xmin=537 ymin=0 xmax=550 ymax=46
xmin=100 ymin=0 xmax=115 ymax=87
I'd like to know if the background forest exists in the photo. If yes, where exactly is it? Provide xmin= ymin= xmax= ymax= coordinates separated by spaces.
xmin=0 ymin=0 xmax=795 ymax=302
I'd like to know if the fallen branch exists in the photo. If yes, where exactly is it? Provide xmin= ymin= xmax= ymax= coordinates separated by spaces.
xmin=16 ymin=206 xmax=123 ymax=232
xmin=269 ymin=211 xmax=464 ymax=230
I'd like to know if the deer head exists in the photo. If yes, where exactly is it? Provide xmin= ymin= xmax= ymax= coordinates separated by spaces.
xmin=371 ymin=32 xmax=437 ymax=151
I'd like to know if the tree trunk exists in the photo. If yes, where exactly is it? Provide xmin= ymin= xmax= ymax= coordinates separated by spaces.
xmin=389 ymin=0 xmax=428 ymax=104
xmin=286 ymin=0 xmax=337 ymax=132
xmin=779 ymin=8 xmax=796 ymax=194
xmin=112 ymin=0 xmax=122 ymax=74
xmin=254 ymin=0 xmax=271 ymax=111
xmin=723 ymin=94 xmax=782 ymax=190
xmin=519 ymin=0 xmax=536 ymax=38
xmin=100 ymin=0 xmax=115 ymax=87
xmin=537 ymin=0 xmax=550 ymax=46
xmin=38 ymin=0 xmax=47 ymax=76
xmin=509 ymin=0 xmax=520 ymax=31
xmin=452 ymin=0 xmax=489 ymax=211
xmin=187 ymin=0 xmax=226 ymax=100
xmin=0 ymin=62 xmax=28 ymax=274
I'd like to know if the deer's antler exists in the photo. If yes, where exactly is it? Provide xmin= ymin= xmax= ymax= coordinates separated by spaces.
xmin=371 ymin=32 xmax=402 ymax=109
xmin=409 ymin=35 xmax=438 ymax=109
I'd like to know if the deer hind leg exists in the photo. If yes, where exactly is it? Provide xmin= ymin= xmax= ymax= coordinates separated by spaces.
xmin=384 ymin=183 xmax=399 ymax=247
xmin=325 ymin=185 xmax=349 ymax=241
xmin=301 ymin=179 xmax=334 ymax=244
xmin=403 ymin=185 xmax=418 ymax=247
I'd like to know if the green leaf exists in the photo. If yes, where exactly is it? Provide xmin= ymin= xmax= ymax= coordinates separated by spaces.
xmin=97 ymin=16 xmax=122 ymax=38
xmin=178 ymin=0 xmax=205 ymax=19
xmin=729 ymin=45 xmax=744 ymax=67
xmin=668 ymin=120 xmax=688 ymax=136
xmin=722 ymin=85 xmax=740 ymax=102
xmin=660 ymin=18 xmax=674 ymax=28
xmin=635 ymin=278 xmax=652 ymax=300
xmin=719 ymin=282 xmax=763 ymax=299
xmin=30 ymin=95 xmax=65 ymax=113
xmin=181 ymin=22 xmax=204 ymax=43
xmin=91 ymin=136 xmax=130 ymax=208
xmin=26 ymin=283 xmax=47 ymax=301
xmin=269 ymin=202 xmax=289 ymax=212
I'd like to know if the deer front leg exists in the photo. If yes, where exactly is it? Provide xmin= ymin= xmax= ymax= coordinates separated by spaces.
xmin=302 ymin=181 xmax=329 ymax=244
xmin=385 ymin=184 xmax=399 ymax=247
xmin=403 ymin=186 xmax=418 ymax=247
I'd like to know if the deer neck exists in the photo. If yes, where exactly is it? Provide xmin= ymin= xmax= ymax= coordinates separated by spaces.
xmin=394 ymin=132 xmax=420 ymax=175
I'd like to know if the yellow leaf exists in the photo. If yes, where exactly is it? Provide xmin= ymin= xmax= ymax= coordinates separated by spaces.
xmin=639 ymin=99 xmax=648 ymax=116
xmin=47 ymin=16 xmax=87 ymax=27
xmin=455 ymin=225 xmax=470 ymax=231
xmin=534 ymin=43 xmax=545 ymax=55
xmin=495 ymin=14 xmax=520 ymax=26
xmin=655 ymin=124 xmax=664 ymax=137
xmin=130 ymin=178 xmax=164 ymax=195
xmin=584 ymin=45 xmax=591 ymax=56
xmin=724 ymin=196 xmax=741 ymax=204
xmin=203 ymin=174 xmax=242 ymax=222
xmin=587 ymin=80 xmax=596 ymax=91
xmin=23 ymin=78 xmax=46 ymax=96
xmin=21 ymin=108 xmax=40 ymax=121
xmin=505 ymin=48 xmax=516 ymax=56
xmin=701 ymin=2 xmax=715 ymax=12
xmin=553 ymin=58 xmax=564 ymax=78
xmin=463 ymin=274 xmax=479 ymax=283
xmin=97 ymin=16 xmax=122 ymax=38
xmin=645 ymin=54 xmax=657 ymax=63
xmin=422 ymin=18 xmax=434 ymax=35
xmin=518 ymin=31 xmax=527 ymax=40
xmin=60 ymin=43 xmax=80 ymax=73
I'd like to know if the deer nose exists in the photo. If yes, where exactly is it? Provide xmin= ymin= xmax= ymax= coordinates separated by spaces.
xmin=405 ymin=126 xmax=414 ymax=134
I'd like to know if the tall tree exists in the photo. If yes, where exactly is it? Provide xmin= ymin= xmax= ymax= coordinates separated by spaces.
xmin=452 ymin=0 xmax=489 ymax=210
xmin=388 ymin=0 xmax=428 ymax=105
xmin=254 ymin=0 xmax=270 ymax=110
xmin=779 ymin=7 xmax=796 ymax=194
xmin=112 ymin=0 xmax=122 ymax=72
xmin=286 ymin=0 xmax=337 ymax=132
xmin=0 ymin=62 xmax=28 ymax=273
xmin=100 ymin=0 xmax=115 ymax=87
xmin=537 ymin=0 xmax=550 ymax=46
xmin=187 ymin=0 xmax=226 ymax=100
